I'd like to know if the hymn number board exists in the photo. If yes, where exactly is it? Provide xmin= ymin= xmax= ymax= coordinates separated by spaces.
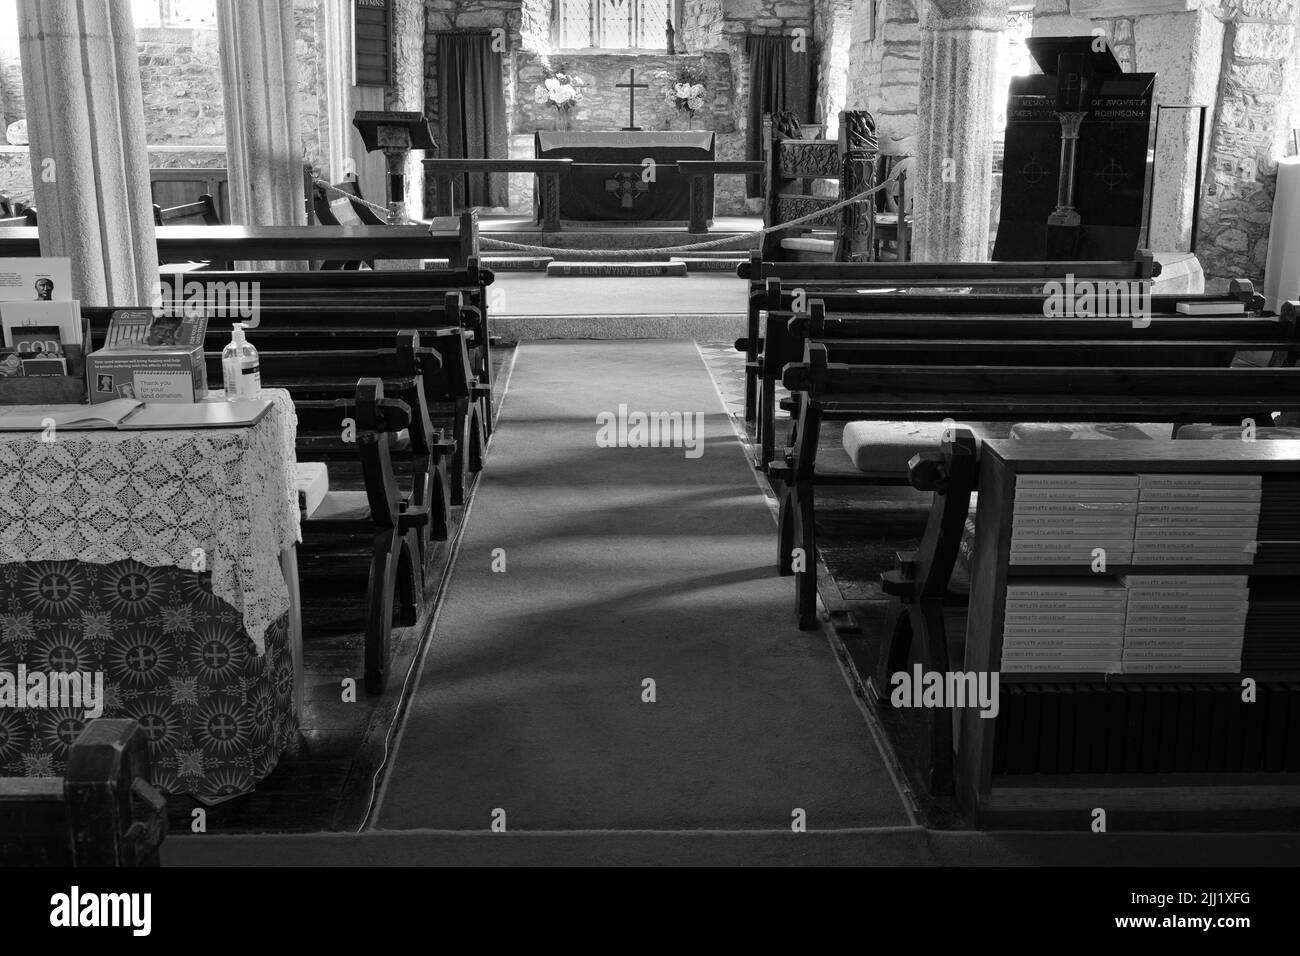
xmin=354 ymin=0 xmax=394 ymax=88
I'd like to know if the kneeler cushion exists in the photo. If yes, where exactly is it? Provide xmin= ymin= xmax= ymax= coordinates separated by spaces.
xmin=1176 ymin=424 xmax=1300 ymax=440
xmin=1008 ymin=422 xmax=1173 ymax=441
xmin=841 ymin=420 xmax=1001 ymax=475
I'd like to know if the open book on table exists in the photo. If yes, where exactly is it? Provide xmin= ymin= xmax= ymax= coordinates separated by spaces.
xmin=0 ymin=397 xmax=271 ymax=431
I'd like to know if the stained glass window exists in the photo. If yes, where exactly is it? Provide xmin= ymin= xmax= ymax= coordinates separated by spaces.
xmin=555 ymin=0 xmax=674 ymax=50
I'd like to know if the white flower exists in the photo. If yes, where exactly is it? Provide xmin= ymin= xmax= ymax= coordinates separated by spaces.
xmin=674 ymin=82 xmax=691 ymax=100
xmin=687 ymin=96 xmax=704 ymax=111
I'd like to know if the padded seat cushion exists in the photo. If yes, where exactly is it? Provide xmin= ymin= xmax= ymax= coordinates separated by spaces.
xmin=1175 ymin=424 xmax=1300 ymax=440
xmin=1008 ymin=422 xmax=1173 ymax=441
xmin=301 ymin=489 xmax=370 ymax=523
xmin=841 ymin=421 xmax=998 ymax=475
xmin=780 ymin=237 xmax=835 ymax=254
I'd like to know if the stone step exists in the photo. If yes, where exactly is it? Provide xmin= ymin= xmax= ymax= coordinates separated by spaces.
xmin=670 ymin=257 xmax=748 ymax=272
xmin=545 ymin=261 xmax=689 ymax=278
xmin=484 ymin=256 xmax=553 ymax=271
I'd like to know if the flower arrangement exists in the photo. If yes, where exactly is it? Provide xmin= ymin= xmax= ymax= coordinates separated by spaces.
xmin=657 ymin=65 xmax=707 ymax=122
xmin=534 ymin=63 xmax=585 ymax=120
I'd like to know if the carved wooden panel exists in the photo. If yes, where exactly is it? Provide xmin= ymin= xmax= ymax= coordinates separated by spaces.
xmin=778 ymin=141 xmax=840 ymax=180
xmin=775 ymin=194 xmax=839 ymax=227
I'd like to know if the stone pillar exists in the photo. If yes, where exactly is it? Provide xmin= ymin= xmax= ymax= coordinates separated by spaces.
xmin=387 ymin=0 xmax=427 ymax=220
xmin=319 ymin=0 xmax=352 ymax=184
xmin=16 ymin=0 xmax=157 ymax=305
xmin=216 ymin=0 xmax=304 ymax=226
xmin=912 ymin=0 xmax=1009 ymax=261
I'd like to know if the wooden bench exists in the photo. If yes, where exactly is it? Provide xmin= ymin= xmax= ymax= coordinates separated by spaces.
xmin=0 ymin=203 xmax=36 ymax=227
xmin=871 ymin=154 xmax=911 ymax=261
xmin=735 ymin=252 xmax=1163 ymax=425
xmin=208 ymin=306 xmax=486 ymax=507
xmin=185 ymin=261 xmax=496 ymax=423
xmin=884 ymin=430 xmax=1300 ymax=820
xmin=310 ymin=178 xmax=387 ymax=268
xmin=0 ymin=719 xmax=165 ymax=866
xmin=760 ymin=110 xmax=878 ymax=263
xmin=313 ymin=177 xmax=387 ymax=227
xmin=772 ymin=295 xmax=1300 ymax=638
xmin=153 ymin=194 xmax=222 ymax=226
xmin=295 ymin=364 xmax=441 ymax=694
xmin=749 ymin=277 xmax=1265 ymax=475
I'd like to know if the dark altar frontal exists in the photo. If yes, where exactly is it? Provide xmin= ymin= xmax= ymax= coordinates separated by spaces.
xmin=534 ymin=131 xmax=715 ymax=225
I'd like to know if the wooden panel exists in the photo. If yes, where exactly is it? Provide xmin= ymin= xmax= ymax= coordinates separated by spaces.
xmin=774 ymin=194 xmax=839 ymax=228
xmin=777 ymin=139 xmax=840 ymax=179
xmin=354 ymin=0 xmax=392 ymax=87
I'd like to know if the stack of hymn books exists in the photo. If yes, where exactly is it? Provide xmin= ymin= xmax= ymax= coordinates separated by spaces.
xmin=1000 ymin=581 xmax=1127 ymax=673
xmin=1009 ymin=475 xmax=1137 ymax=566
xmin=1132 ymin=474 xmax=1261 ymax=565
xmin=1118 ymin=574 xmax=1249 ymax=673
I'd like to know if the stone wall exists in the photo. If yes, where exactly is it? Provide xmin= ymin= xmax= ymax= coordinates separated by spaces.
xmin=0 ymin=12 xmax=23 ymax=132
xmin=136 ymin=27 xmax=224 ymax=146
xmin=0 ymin=4 xmax=331 ymax=206
xmin=1198 ymin=0 xmax=1300 ymax=290
xmin=846 ymin=0 xmax=921 ymax=154
xmin=295 ymin=0 xmax=329 ymax=178
xmin=683 ymin=0 xmax=726 ymax=48
xmin=812 ymin=0 xmax=852 ymax=136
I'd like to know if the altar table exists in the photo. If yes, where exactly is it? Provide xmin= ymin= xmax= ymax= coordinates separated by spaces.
xmin=534 ymin=130 xmax=715 ymax=224
xmin=0 ymin=390 xmax=302 ymax=800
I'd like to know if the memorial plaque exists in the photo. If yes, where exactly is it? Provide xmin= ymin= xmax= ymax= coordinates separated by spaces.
xmin=993 ymin=36 xmax=1155 ymax=261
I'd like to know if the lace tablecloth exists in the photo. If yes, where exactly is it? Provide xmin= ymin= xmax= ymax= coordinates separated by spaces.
xmin=0 ymin=389 xmax=300 ymax=654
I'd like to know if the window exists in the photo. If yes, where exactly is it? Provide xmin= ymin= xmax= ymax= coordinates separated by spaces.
xmin=992 ymin=8 xmax=1035 ymax=169
xmin=554 ymin=0 xmax=676 ymax=51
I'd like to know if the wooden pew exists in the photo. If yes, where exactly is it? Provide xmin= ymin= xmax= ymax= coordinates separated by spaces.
xmin=749 ymin=279 xmax=1268 ymax=473
xmin=735 ymin=251 xmax=1162 ymax=424
xmin=313 ymin=177 xmax=387 ymax=226
xmin=0 ymin=719 xmax=165 ymax=867
xmin=0 ymin=204 xmax=36 ymax=227
xmin=771 ymin=294 xmax=1300 ymax=636
xmin=880 ymin=430 xmax=1300 ymax=815
xmin=179 ymin=261 xmax=496 ymax=424
xmin=212 ymin=308 xmax=485 ymax=506
xmin=153 ymin=194 xmax=222 ymax=226
xmin=311 ymin=178 xmax=386 ymax=268
xmin=760 ymin=110 xmax=878 ymax=263
xmin=871 ymin=155 xmax=911 ymax=261
xmin=296 ymin=365 xmax=440 ymax=694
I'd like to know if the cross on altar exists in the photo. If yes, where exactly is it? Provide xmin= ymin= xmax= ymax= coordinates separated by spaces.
xmin=616 ymin=69 xmax=648 ymax=131
xmin=604 ymin=170 xmax=649 ymax=209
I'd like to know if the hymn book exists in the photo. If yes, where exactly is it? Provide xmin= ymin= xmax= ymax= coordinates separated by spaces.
xmin=0 ymin=397 xmax=271 ymax=430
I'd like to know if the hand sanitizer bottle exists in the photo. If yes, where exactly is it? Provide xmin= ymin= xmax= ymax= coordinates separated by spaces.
xmin=221 ymin=322 xmax=261 ymax=401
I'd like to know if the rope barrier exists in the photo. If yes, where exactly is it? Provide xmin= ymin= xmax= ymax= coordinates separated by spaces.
xmin=478 ymin=164 xmax=905 ymax=259
xmin=314 ymin=163 xmax=904 ymax=260
xmin=312 ymin=179 xmax=423 ymax=225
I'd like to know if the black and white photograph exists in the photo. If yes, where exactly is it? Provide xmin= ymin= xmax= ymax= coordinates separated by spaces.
xmin=0 ymin=0 xmax=1299 ymax=932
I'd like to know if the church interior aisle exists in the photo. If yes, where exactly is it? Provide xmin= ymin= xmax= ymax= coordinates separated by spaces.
xmin=372 ymin=340 xmax=914 ymax=835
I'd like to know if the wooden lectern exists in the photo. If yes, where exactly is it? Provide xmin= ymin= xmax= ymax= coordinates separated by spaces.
xmin=352 ymin=111 xmax=438 ymax=223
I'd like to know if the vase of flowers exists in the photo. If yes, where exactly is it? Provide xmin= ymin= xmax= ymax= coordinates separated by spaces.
xmin=534 ymin=63 xmax=585 ymax=131
xmin=657 ymin=65 xmax=707 ymax=129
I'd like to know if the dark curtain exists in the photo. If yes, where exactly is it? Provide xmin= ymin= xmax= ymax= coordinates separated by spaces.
xmin=746 ymin=35 xmax=814 ymax=198
xmin=436 ymin=33 xmax=508 ymax=208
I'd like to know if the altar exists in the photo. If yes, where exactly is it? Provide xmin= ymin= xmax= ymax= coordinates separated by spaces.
xmin=534 ymin=130 xmax=715 ymax=224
